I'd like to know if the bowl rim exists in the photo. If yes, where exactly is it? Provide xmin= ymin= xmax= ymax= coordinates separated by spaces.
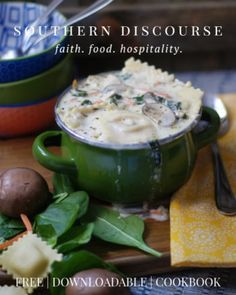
xmin=0 ymin=95 xmax=58 ymax=108
xmin=0 ymin=53 xmax=72 ymax=88
xmin=55 ymin=75 xmax=203 ymax=150
xmin=0 ymin=1 xmax=67 ymax=63
xmin=0 ymin=95 xmax=57 ymax=108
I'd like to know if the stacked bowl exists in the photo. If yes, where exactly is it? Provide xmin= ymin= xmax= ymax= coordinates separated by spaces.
xmin=0 ymin=2 xmax=75 ymax=137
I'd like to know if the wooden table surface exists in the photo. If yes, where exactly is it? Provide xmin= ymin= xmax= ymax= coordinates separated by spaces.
xmin=0 ymin=136 xmax=172 ymax=277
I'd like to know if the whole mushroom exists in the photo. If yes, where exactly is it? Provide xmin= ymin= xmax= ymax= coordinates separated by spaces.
xmin=0 ymin=168 xmax=50 ymax=218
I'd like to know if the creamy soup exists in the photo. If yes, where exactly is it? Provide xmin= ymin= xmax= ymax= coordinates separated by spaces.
xmin=57 ymin=58 xmax=203 ymax=145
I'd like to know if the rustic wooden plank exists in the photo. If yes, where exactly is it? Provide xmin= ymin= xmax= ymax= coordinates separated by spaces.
xmin=0 ymin=136 xmax=53 ymax=190
xmin=0 ymin=136 xmax=172 ymax=281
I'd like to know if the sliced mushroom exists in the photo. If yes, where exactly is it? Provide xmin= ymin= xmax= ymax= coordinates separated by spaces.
xmin=143 ymin=92 xmax=156 ymax=104
xmin=142 ymin=103 xmax=176 ymax=127
xmin=102 ymin=83 xmax=126 ymax=95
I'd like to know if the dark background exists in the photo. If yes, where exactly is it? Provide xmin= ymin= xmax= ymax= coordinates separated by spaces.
xmin=24 ymin=0 xmax=236 ymax=74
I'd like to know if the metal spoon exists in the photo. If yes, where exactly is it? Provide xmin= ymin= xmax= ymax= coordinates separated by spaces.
xmin=32 ymin=0 xmax=113 ymax=49
xmin=203 ymin=94 xmax=236 ymax=215
xmin=1 ymin=0 xmax=64 ymax=60
xmin=1 ymin=0 xmax=113 ymax=60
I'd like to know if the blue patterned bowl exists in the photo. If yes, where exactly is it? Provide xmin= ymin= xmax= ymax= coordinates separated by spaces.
xmin=0 ymin=2 xmax=68 ymax=83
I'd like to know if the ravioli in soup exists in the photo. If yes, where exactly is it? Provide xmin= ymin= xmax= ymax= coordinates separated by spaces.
xmin=57 ymin=58 xmax=203 ymax=145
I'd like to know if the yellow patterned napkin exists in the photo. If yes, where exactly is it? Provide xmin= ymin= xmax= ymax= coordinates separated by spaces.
xmin=170 ymin=94 xmax=236 ymax=267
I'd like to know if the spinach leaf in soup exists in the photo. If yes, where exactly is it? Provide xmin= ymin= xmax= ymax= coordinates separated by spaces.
xmin=77 ymin=89 xmax=88 ymax=97
xmin=50 ymin=250 xmax=121 ymax=295
xmin=155 ymin=95 xmax=182 ymax=113
xmin=71 ymin=89 xmax=88 ymax=97
xmin=85 ymin=205 xmax=162 ymax=257
xmin=35 ymin=191 xmax=89 ymax=238
xmin=110 ymin=93 xmax=123 ymax=101
xmin=109 ymin=97 xmax=118 ymax=106
xmin=133 ymin=95 xmax=144 ymax=105
xmin=81 ymin=99 xmax=92 ymax=106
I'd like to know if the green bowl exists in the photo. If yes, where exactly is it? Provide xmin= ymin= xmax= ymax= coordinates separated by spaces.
xmin=33 ymin=107 xmax=220 ymax=205
xmin=0 ymin=54 xmax=75 ymax=106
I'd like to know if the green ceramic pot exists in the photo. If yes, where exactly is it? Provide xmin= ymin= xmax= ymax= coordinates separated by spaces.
xmin=0 ymin=54 xmax=74 ymax=106
xmin=33 ymin=106 xmax=220 ymax=204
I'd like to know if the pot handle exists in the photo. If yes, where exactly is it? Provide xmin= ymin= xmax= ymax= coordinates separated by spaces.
xmin=193 ymin=106 xmax=220 ymax=150
xmin=32 ymin=131 xmax=77 ymax=174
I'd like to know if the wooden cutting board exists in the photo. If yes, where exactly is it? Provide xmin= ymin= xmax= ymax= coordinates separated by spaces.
xmin=0 ymin=136 xmax=173 ymax=279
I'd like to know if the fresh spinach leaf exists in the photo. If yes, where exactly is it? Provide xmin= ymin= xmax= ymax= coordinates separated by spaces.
xmin=57 ymin=223 xmax=94 ymax=254
xmin=53 ymin=193 xmax=69 ymax=204
xmin=85 ymin=205 xmax=162 ymax=257
xmin=0 ymin=213 xmax=24 ymax=241
xmin=36 ymin=224 xmax=58 ymax=247
xmin=52 ymin=173 xmax=75 ymax=195
xmin=50 ymin=250 xmax=121 ymax=295
xmin=0 ymin=214 xmax=24 ymax=228
xmin=35 ymin=191 xmax=89 ymax=237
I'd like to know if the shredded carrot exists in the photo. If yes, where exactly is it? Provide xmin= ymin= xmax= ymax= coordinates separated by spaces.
xmin=0 ymin=231 xmax=27 ymax=250
xmin=20 ymin=214 xmax=33 ymax=232
xmin=72 ymin=79 xmax=78 ymax=89
xmin=94 ymin=99 xmax=103 ymax=104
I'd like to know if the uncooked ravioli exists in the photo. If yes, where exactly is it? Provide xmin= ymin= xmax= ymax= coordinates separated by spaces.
xmin=0 ymin=232 xmax=62 ymax=293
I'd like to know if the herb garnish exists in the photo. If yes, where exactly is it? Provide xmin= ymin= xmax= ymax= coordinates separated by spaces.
xmin=176 ymin=102 xmax=182 ymax=110
xmin=119 ymin=73 xmax=132 ymax=80
xmin=109 ymin=93 xmax=123 ymax=106
xmin=81 ymin=99 xmax=92 ymax=106
xmin=155 ymin=95 xmax=165 ymax=104
xmin=71 ymin=89 xmax=88 ymax=97
xmin=111 ymin=93 xmax=122 ymax=100
xmin=110 ymin=97 xmax=118 ymax=105
xmin=77 ymin=89 xmax=88 ymax=97
xmin=133 ymin=95 xmax=144 ymax=105
xmin=154 ymin=95 xmax=182 ymax=113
